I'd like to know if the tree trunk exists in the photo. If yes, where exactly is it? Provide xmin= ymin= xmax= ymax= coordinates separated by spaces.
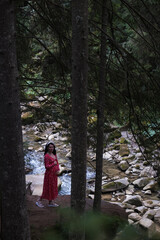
xmin=93 ymin=0 xmax=108 ymax=211
xmin=0 ymin=1 xmax=30 ymax=239
xmin=71 ymin=0 xmax=88 ymax=213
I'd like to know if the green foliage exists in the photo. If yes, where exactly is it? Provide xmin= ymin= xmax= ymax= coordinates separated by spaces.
xmin=40 ymin=208 xmax=159 ymax=240
xmin=16 ymin=0 xmax=160 ymax=152
xmin=41 ymin=208 xmax=127 ymax=240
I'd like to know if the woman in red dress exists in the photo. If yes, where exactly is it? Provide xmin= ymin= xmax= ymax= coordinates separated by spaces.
xmin=36 ymin=142 xmax=60 ymax=207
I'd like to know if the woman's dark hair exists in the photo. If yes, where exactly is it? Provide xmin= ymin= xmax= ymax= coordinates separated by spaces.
xmin=44 ymin=142 xmax=56 ymax=155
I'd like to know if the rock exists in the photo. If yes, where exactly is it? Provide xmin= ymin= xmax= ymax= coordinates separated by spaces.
xmin=143 ymin=161 xmax=150 ymax=166
xmin=123 ymin=203 xmax=136 ymax=209
xmin=126 ymin=209 xmax=134 ymax=214
xmin=128 ymin=219 xmax=134 ymax=224
xmin=119 ymin=144 xmax=130 ymax=157
xmin=65 ymin=151 xmax=71 ymax=159
xmin=123 ymin=195 xmax=143 ymax=207
xmin=143 ymin=209 xmax=156 ymax=220
xmin=101 ymin=194 xmax=112 ymax=201
xmin=113 ymin=144 xmax=120 ymax=150
xmin=28 ymin=146 xmax=34 ymax=151
xmin=128 ymin=212 xmax=141 ymax=221
xmin=143 ymin=200 xmax=160 ymax=208
xmin=118 ymin=160 xmax=129 ymax=171
xmin=48 ymin=133 xmax=60 ymax=141
xmin=108 ymin=129 xmax=122 ymax=142
xmin=135 ymin=206 xmax=147 ymax=214
xmin=139 ymin=217 xmax=155 ymax=229
xmin=122 ymin=155 xmax=135 ymax=161
xmin=34 ymin=136 xmax=46 ymax=142
xmin=88 ymin=194 xmax=94 ymax=199
xmin=143 ymin=180 xmax=156 ymax=191
xmin=102 ymin=178 xmax=129 ymax=193
xmin=133 ymin=177 xmax=151 ymax=188
xmin=21 ymin=111 xmax=35 ymax=124
xmin=119 ymin=137 xmax=128 ymax=144
xmin=103 ymin=152 xmax=112 ymax=161
xmin=58 ymin=165 xmax=71 ymax=175
xmin=135 ymin=152 xmax=143 ymax=159
xmin=144 ymin=190 xmax=152 ymax=195
xmin=36 ymin=147 xmax=44 ymax=152
xmin=140 ymin=166 xmax=157 ymax=178
xmin=154 ymin=209 xmax=160 ymax=224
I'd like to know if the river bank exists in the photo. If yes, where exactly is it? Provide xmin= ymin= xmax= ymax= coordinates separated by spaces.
xmin=24 ymin=121 xmax=160 ymax=238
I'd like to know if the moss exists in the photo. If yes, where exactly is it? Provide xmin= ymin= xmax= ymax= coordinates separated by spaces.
xmin=135 ymin=165 xmax=140 ymax=169
xmin=143 ymin=161 xmax=150 ymax=166
xmin=108 ymin=130 xmax=121 ymax=143
xmin=21 ymin=111 xmax=34 ymax=124
xmin=120 ymin=137 xmax=128 ymax=144
xmin=122 ymin=155 xmax=135 ymax=161
xmin=119 ymin=144 xmax=130 ymax=157
xmin=102 ymin=181 xmax=126 ymax=191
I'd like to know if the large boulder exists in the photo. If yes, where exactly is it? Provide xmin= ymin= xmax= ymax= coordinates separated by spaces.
xmin=102 ymin=178 xmax=129 ymax=193
xmin=123 ymin=195 xmax=143 ymax=207
xmin=133 ymin=177 xmax=151 ymax=188
xmin=118 ymin=160 xmax=129 ymax=171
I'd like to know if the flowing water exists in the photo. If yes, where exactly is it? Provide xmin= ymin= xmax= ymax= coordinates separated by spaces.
xmin=24 ymin=150 xmax=95 ymax=195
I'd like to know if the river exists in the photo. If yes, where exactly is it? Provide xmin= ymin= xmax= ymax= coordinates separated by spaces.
xmin=24 ymin=149 xmax=95 ymax=195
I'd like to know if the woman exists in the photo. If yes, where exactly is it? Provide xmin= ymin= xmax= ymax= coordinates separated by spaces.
xmin=36 ymin=142 xmax=60 ymax=207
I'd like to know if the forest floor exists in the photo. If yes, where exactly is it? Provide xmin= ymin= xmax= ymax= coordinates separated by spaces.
xmin=27 ymin=194 xmax=128 ymax=240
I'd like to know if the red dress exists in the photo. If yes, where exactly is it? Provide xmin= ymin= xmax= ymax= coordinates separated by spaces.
xmin=41 ymin=153 xmax=60 ymax=201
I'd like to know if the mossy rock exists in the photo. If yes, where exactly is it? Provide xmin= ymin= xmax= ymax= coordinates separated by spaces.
xmin=149 ymin=182 xmax=159 ymax=192
xmin=34 ymin=136 xmax=45 ymax=142
xmin=122 ymin=155 xmax=135 ymax=161
xmin=21 ymin=111 xmax=34 ymax=124
xmin=113 ymin=144 xmax=120 ymax=150
xmin=119 ymin=137 xmax=129 ymax=144
xmin=102 ymin=180 xmax=129 ymax=193
xmin=135 ymin=164 xmax=140 ymax=169
xmin=118 ymin=161 xmax=129 ymax=171
xmin=108 ymin=129 xmax=121 ymax=143
xmin=119 ymin=144 xmax=130 ymax=157
xmin=143 ymin=161 xmax=150 ymax=166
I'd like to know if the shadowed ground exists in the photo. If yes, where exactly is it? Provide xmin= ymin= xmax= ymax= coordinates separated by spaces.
xmin=27 ymin=195 xmax=128 ymax=239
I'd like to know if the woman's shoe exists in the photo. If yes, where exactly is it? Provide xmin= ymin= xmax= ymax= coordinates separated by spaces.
xmin=48 ymin=203 xmax=59 ymax=207
xmin=36 ymin=201 xmax=44 ymax=208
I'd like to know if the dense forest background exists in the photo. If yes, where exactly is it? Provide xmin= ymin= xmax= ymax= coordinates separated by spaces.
xmin=1 ymin=0 xmax=160 ymax=239
xmin=17 ymin=0 xmax=160 ymax=152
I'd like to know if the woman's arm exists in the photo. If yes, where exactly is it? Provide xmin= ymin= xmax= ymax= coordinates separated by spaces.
xmin=44 ymin=155 xmax=55 ymax=169
xmin=53 ymin=155 xmax=60 ymax=173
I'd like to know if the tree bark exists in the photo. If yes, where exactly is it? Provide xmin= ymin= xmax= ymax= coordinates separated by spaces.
xmin=93 ymin=0 xmax=108 ymax=211
xmin=71 ymin=0 xmax=88 ymax=213
xmin=0 ymin=1 xmax=30 ymax=239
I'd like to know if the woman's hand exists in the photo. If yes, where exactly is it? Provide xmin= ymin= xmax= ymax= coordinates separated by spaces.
xmin=56 ymin=170 xmax=60 ymax=176
xmin=54 ymin=161 xmax=57 ymax=165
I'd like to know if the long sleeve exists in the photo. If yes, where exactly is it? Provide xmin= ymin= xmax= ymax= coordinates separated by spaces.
xmin=44 ymin=155 xmax=55 ymax=169
xmin=53 ymin=155 xmax=60 ymax=173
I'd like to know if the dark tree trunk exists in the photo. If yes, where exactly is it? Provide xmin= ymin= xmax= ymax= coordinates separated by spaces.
xmin=71 ymin=0 xmax=88 ymax=213
xmin=93 ymin=0 xmax=108 ymax=211
xmin=0 ymin=1 xmax=30 ymax=239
